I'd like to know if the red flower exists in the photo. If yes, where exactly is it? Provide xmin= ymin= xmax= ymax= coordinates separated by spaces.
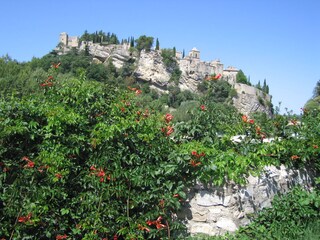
xmin=242 ymin=115 xmax=248 ymax=123
xmin=56 ymin=234 xmax=67 ymax=240
xmin=190 ymin=159 xmax=201 ymax=167
xmin=18 ymin=213 xmax=32 ymax=223
xmin=165 ymin=113 xmax=173 ymax=123
xmin=47 ymin=76 xmax=54 ymax=81
xmin=55 ymin=173 xmax=62 ymax=179
xmin=138 ymin=224 xmax=150 ymax=232
xmin=99 ymin=177 xmax=104 ymax=183
xmin=135 ymin=89 xmax=142 ymax=95
xmin=173 ymin=193 xmax=180 ymax=198
xmin=96 ymin=169 xmax=105 ymax=177
xmin=22 ymin=156 xmax=35 ymax=168
xmin=313 ymin=145 xmax=319 ymax=149
xmin=146 ymin=216 xmax=166 ymax=230
xmin=291 ymin=155 xmax=300 ymax=160
xmin=191 ymin=151 xmax=205 ymax=158
xmin=200 ymin=105 xmax=206 ymax=111
xmin=162 ymin=125 xmax=174 ymax=136
xmin=166 ymin=126 xmax=174 ymax=136
xmin=113 ymin=234 xmax=118 ymax=240
xmin=40 ymin=76 xmax=54 ymax=87
xmin=146 ymin=220 xmax=154 ymax=226
xmin=248 ymin=119 xmax=254 ymax=124
xmin=155 ymin=216 xmax=166 ymax=229
xmin=90 ymin=165 xmax=96 ymax=171
xmin=206 ymin=74 xmax=222 ymax=80
xmin=52 ymin=62 xmax=61 ymax=69
xmin=215 ymin=73 xmax=222 ymax=80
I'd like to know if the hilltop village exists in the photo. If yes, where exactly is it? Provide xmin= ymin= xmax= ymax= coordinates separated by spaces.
xmin=56 ymin=32 xmax=272 ymax=116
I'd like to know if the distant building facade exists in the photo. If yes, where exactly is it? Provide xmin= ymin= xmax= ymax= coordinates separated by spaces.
xmin=59 ymin=32 xmax=80 ymax=48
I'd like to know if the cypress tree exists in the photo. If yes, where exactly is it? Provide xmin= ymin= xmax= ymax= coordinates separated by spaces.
xmin=256 ymin=80 xmax=261 ymax=90
xmin=155 ymin=38 xmax=160 ymax=50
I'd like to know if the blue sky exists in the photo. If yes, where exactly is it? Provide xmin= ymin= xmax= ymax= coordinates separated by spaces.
xmin=1 ymin=0 xmax=319 ymax=114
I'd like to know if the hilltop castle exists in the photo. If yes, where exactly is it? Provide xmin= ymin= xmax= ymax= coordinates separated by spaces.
xmin=57 ymin=32 xmax=239 ymax=84
xmin=56 ymin=32 xmax=272 ymax=116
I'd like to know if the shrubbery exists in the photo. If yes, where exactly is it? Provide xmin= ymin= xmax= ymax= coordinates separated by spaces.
xmin=0 ymin=62 xmax=319 ymax=239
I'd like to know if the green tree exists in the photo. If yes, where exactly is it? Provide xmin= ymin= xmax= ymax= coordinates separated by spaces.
xmin=135 ymin=35 xmax=154 ymax=52
xmin=130 ymin=36 xmax=135 ymax=48
xmin=236 ymin=69 xmax=250 ymax=85
xmin=256 ymin=80 xmax=261 ymax=90
xmin=155 ymin=38 xmax=160 ymax=50
xmin=313 ymin=79 xmax=320 ymax=98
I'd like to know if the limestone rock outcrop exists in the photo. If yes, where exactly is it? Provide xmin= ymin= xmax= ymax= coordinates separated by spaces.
xmin=233 ymin=83 xmax=272 ymax=117
xmin=85 ymin=43 xmax=133 ymax=69
xmin=70 ymin=37 xmax=273 ymax=116
xmin=133 ymin=50 xmax=171 ymax=89
xmin=180 ymin=164 xmax=316 ymax=236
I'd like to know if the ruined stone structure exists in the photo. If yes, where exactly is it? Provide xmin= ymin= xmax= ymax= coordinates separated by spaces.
xmin=59 ymin=32 xmax=79 ymax=48
xmin=56 ymin=32 xmax=272 ymax=116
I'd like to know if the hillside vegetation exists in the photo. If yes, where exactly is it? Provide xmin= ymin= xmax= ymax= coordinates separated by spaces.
xmin=0 ymin=34 xmax=319 ymax=239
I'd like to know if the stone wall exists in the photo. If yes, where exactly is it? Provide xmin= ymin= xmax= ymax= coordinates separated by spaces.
xmin=232 ymin=83 xmax=272 ymax=117
xmin=179 ymin=164 xmax=316 ymax=236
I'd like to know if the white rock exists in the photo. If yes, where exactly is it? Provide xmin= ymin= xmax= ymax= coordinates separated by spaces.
xmin=196 ymin=191 xmax=231 ymax=207
xmin=216 ymin=218 xmax=238 ymax=232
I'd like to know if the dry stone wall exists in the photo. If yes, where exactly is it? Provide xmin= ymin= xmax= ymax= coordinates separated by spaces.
xmin=179 ymin=164 xmax=316 ymax=236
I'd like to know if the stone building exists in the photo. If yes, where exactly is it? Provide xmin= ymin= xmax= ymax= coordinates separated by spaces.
xmin=178 ymin=47 xmax=224 ymax=78
xmin=59 ymin=32 xmax=79 ymax=48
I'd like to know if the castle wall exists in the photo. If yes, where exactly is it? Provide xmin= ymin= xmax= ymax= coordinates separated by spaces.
xmin=178 ymin=58 xmax=224 ymax=79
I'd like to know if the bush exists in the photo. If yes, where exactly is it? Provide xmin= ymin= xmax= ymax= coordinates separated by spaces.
xmin=1 ymin=62 xmax=320 ymax=239
xmin=0 ymin=68 xmax=201 ymax=239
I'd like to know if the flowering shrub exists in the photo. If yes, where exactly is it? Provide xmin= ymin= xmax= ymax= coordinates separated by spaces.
xmin=0 ymin=68 xmax=205 ymax=239
xmin=0 ymin=65 xmax=319 ymax=239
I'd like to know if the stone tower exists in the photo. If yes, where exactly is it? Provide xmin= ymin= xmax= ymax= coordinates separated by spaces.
xmin=59 ymin=32 xmax=68 ymax=46
xmin=189 ymin=47 xmax=200 ymax=59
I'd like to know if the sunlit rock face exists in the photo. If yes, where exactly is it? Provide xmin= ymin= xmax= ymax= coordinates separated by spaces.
xmin=179 ymin=164 xmax=316 ymax=236
xmin=81 ymin=41 xmax=273 ymax=116
xmin=232 ymin=83 xmax=273 ymax=117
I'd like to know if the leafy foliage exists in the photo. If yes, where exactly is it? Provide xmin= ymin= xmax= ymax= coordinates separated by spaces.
xmin=1 ymin=46 xmax=320 ymax=239
xmin=236 ymin=69 xmax=251 ymax=85
xmin=80 ymin=30 xmax=119 ymax=44
xmin=0 ymin=66 xmax=203 ymax=239
xmin=135 ymin=35 xmax=154 ymax=52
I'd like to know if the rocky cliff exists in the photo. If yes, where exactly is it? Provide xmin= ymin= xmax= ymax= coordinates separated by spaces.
xmin=84 ymin=43 xmax=273 ymax=116
xmin=180 ymin=164 xmax=316 ymax=236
